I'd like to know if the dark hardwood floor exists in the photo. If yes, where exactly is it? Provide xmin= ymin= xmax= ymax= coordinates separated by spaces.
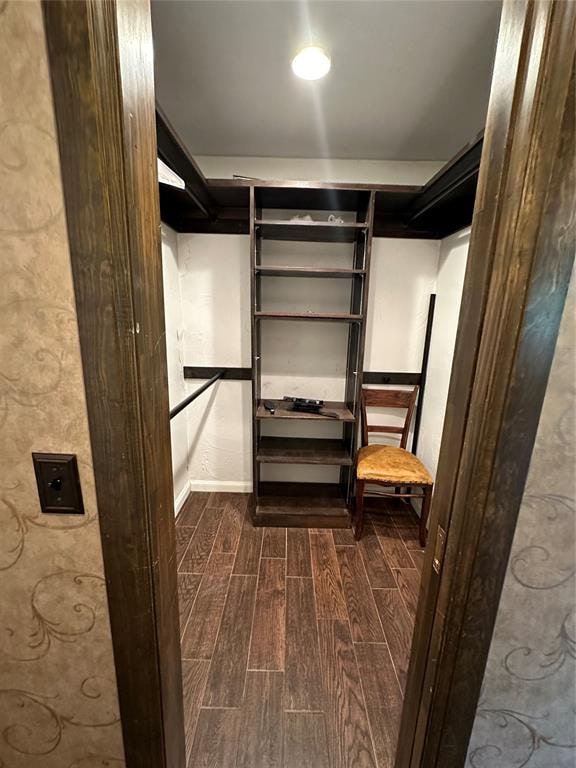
xmin=176 ymin=492 xmax=424 ymax=768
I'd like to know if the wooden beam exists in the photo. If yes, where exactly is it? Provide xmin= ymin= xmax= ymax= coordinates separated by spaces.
xmin=43 ymin=2 xmax=185 ymax=766
xmin=156 ymin=105 xmax=216 ymax=219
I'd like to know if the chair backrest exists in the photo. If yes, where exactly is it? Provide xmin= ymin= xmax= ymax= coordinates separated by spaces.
xmin=360 ymin=386 xmax=419 ymax=450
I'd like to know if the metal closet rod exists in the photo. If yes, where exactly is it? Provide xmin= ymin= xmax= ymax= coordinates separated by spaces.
xmin=169 ymin=371 xmax=223 ymax=420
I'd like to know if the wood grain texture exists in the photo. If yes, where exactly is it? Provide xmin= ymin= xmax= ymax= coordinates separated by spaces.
xmin=398 ymin=6 xmax=576 ymax=766
xmin=212 ymin=502 xmax=243 ymax=555
xmin=177 ymin=573 xmax=201 ymax=636
xmin=372 ymin=518 xmax=414 ymax=568
xmin=43 ymin=2 xmax=184 ymax=763
xmin=358 ymin=524 xmax=396 ymax=588
xmin=175 ymin=526 xmax=194 ymax=570
xmin=180 ymin=571 xmax=232 ymax=660
xmin=285 ymin=577 xmax=323 ymax=711
xmin=248 ymin=558 xmax=286 ymax=671
xmin=310 ymin=531 xmax=348 ymax=619
xmin=181 ymin=659 xmax=209 ymax=763
xmin=284 ymin=713 xmax=330 ymax=768
xmin=394 ymin=568 xmax=421 ymax=618
xmin=286 ymin=528 xmax=312 ymax=577
xmin=262 ymin=527 xmax=287 ymax=558
xmin=234 ymin=520 xmax=264 ymax=575
xmin=177 ymin=492 xmax=210 ymax=527
xmin=336 ymin=546 xmax=384 ymax=643
xmin=203 ymin=575 xmax=258 ymax=707
xmin=373 ymin=589 xmax=414 ymax=692
xmin=409 ymin=549 xmax=424 ymax=574
xmin=332 ymin=528 xmax=356 ymax=546
xmin=355 ymin=643 xmax=403 ymax=768
xmin=318 ymin=619 xmax=377 ymax=768
xmin=236 ymin=672 xmax=284 ymax=768
xmin=179 ymin=507 xmax=223 ymax=573
xmin=188 ymin=707 xmax=241 ymax=767
xmin=205 ymin=551 xmax=236 ymax=575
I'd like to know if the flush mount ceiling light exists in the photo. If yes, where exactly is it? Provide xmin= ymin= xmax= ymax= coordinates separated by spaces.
xmin=291 ymin=46 xmax=331 ymax=80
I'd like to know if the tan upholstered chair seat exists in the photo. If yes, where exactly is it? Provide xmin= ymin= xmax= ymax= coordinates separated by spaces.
xmin=357 ymin=444 xmax=433 ymax=485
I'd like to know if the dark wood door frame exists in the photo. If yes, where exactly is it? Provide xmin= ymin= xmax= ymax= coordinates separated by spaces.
xmin=396 ymin=2 xmax=576 ymax=766
xmin=42 ymin=1 xmax=575 ymax=767
xmin=43 ymin=2 xmax=184 ymax=767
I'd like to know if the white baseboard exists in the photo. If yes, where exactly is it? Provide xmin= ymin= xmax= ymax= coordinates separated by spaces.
xmin=174 ymin=479 xmax=191 ymax=516
xmin=189 ymin=479 xmax=253 ymax=493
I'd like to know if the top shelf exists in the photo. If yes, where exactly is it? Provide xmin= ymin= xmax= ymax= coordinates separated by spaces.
xmin=255 ymin=219 xmax=367 ymax=243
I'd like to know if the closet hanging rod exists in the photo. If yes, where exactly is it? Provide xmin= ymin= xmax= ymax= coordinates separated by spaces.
xmin=169 ymin=371 xmax=223 ymax=419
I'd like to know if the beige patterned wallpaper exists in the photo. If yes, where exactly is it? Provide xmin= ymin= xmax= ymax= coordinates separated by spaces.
xmin=467 ymin=264 xmax=576 ymax=767
xmin=0 ymin=2 xmax=125 ymax=766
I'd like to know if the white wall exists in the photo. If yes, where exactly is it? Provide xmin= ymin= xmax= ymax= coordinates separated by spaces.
xmin=178 ymin=234 xmax=253 ymax=492
xmin=417 ymin=228 xmax=470 ymax=479
xmin=161 ymin=225 xmax=191 ymax=511
xmin=196 ymin=156 xmax=443 ymax=186
xmin=173 ymin=232 xmax=440 ymax=492
xmin=161 ymin=215 xmax=468 ymax=503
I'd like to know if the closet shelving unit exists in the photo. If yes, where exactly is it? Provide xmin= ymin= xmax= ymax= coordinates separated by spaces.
xmin=250 ymin=185 xmax=375 ymax=527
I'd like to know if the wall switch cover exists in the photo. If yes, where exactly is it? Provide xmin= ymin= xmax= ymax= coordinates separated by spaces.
xmin=32 ymin=452 xmax=85 ymax=515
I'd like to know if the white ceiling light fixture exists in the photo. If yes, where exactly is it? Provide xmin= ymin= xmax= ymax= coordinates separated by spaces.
xmin=291 ymin=46 xmax=331 ymax=80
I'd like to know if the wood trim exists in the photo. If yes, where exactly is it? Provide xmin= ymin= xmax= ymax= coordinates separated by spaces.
xmin=156 ymin=105 xmax=216 ymax=219
xmin=396 ymin=2 xmax=576 ymax=766
xmin=43 ymin=2 xmax=184 ymax=766
xmin=183 ymin=366 xmax=252 ymax=380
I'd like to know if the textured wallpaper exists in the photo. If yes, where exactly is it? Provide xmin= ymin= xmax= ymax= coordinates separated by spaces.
xmin=0 ymin=2 xmax=125 ymax=767
xmin=467 ymin=265 xmax=576 ymax=767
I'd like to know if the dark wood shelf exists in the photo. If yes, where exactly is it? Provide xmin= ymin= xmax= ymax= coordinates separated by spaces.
xmin=256 ymin=437 xmax=353 ymax=465
xmin=255 ymin=219 xmax=366 ymax=242
xmin=256 ymin=399 xmax=355 ymax=422
xmin=254 ymin=482 xmax=350 ymax=528
xmin=255 ymin=265 xmax=365 ymax=279
xmin=255 ymin=311 xmax=362 ymax=322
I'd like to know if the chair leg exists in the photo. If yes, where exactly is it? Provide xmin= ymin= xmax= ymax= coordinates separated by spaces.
xmin=354 ymin=479 xmax=365 ymax=540
xmin=420 ymin=485 xmax=433 ymax=547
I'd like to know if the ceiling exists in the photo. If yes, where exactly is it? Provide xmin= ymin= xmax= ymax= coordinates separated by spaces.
xmin=151 ymin=0 xmax=501 ymax=162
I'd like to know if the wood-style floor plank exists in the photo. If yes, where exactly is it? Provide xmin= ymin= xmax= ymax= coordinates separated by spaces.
xmin=335 ymin=546 xmax=384 ymax=643
xmin=332 ymin=528 xmax=356 ymax=546
xmin=187 ymin=707 xmax=241 ymax=768
xmin=180 ymin=565 xmax=233 ymax=660
xmin=176 ymin=526 xmax=195 ymax=569
xmin=212 ymin=502 xmax=243 ymax=555
xmin=310 ymin=531 xmax=348 ymax=619
xmin=409 ymin=548 xmax=424 ymax=574
xmin=178 ymin=573 xmax=202 ymax=637
xmin=181 ymin=659 xmax=210 ymax=764
xmin=205 ymin=551 xmax=236 ymax=575
xmin=355 ymin=643 xmax=403 ymax=768
xmin=262 ymin=527 xmax=287 ymax=558
xmin=284 ymin=712 xmax=330 ymax=768
xmin=202 ymin=574 xmax=258 ymax=707
xmin=234 ymin=521 xmax=264 ymax=575
xmin=177 ymin=492 xmax=211 ymax=527
xmin=248 ymin=558 xmax=286 ymax=671
xmin=287 ymin=528 xmax=312 ymax=577
xmin=318 ymin=619 xmax=377 ymax=768
xmin=394 ymin=568 xmax=421 ymax=618
xmin=389 ymin=509 xmax=423 ymax=550
xmin=372 ymin=517 xmax=414 ymax=568
xmin=357 ymin=523 xmax=396 ymax=589
xmin=285 ymin=577 xmax=323 ymax=711
xmin=373 ymin=588 xmax=414 ymax=692
xmin=236 ymin=671 xmax=283 ymax=768
xmin=179 ymin=507 xmax=224 ymax=574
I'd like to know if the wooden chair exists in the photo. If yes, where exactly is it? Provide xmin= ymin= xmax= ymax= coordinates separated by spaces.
xmin=354 ymin=386 xmax=433 ymax=546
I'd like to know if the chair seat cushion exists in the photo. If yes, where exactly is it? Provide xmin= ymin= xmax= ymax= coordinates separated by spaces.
xmin=357 ymin=445 xmax=433 ymax=485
